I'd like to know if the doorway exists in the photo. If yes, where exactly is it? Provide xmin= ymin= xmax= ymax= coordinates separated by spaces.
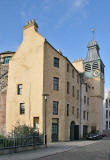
xmin=52 ymin=119 xmax=59 ymax=142
xmin=70 ymin=121 xmax=79 ymax=140
xmin=70 ymin=121 xmax=75 ymax=141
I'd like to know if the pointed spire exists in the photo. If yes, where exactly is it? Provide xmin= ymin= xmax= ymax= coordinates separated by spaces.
xmin=84 ymin=29 xmax=100 ymax=62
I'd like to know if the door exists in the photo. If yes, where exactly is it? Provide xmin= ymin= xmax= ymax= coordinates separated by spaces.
xmin=74 ymin=125 xmax=79 ymax=140
xmin=52 ymin=119 xmax=59 ymax=142
xmin=70 ymin=121 xmax=75 ymax=141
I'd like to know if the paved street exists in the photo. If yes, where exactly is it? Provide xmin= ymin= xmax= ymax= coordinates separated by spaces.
xmin=37 ymin=139 xmax=110 ymax=160
xmin=0 ymin=139 xmax=110 ymax=160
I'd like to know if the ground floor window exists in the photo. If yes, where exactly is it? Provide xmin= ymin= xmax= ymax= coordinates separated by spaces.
xmin=33 ymin=117 xmax=39 ymax=132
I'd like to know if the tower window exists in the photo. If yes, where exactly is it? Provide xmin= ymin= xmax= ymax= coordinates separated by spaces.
xmin=77 ymin=90 xmax=79 ymax=100
xmin=92 ymin=62 xmax=99 ymax=70
xmin=85 ymin=64 xmax=91 ymax=72
xmin=77 ymin=108 xmax=79 ymax=119
xmin=77 ymin=73 xmax=79 ymax=83
xmin=85 ymin=83 xmax=88 ymax=92
xmin=84 ymin=96 xmax=86 ymax=104
xmin=72 ymin=69 xmax=74 ymax=78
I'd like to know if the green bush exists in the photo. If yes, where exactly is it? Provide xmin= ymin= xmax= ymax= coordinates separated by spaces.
xmin=13 ymin=122 xmax=39 ymax=137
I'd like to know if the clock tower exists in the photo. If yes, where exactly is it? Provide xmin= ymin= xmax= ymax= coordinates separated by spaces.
xmin=83 ymin=31 xmax=104 ymax=133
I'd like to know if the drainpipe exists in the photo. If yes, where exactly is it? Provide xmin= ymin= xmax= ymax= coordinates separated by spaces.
xmin=79 ymin=74 xmax=83 ymax=139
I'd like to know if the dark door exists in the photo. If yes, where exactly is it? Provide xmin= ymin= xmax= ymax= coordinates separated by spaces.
xmin=52 ymin=122 xmax=58 ymax=142
xmin=74 ymin=125 xmax=79 ymax=140
xmin=70 ymin=122 xmax=75 ymax=141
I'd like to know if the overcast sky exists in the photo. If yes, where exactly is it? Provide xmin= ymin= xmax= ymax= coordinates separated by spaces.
xmin=0 ymin=0 xmax=110 ymax=89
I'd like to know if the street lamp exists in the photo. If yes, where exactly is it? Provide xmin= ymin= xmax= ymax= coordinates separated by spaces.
xmin=42 ymin=93 xmax=49 ymax=147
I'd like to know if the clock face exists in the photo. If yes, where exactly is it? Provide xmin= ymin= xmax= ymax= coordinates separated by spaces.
xmin=93 ymin=70 xmax=100 ymax=77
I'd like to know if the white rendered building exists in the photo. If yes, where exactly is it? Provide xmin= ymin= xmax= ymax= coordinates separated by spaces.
xmin=103 ymin=89 xmax=110 ymax=130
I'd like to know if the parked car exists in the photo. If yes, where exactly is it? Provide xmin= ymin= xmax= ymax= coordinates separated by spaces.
xmin=102 ymin=132 xmax=107 ymax=137
xmin=86 ymin=132 xmax=103 ymax=140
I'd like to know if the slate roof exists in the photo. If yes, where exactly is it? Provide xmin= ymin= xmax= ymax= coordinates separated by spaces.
xmin=84 ymin=40 xmax=101 ymax=62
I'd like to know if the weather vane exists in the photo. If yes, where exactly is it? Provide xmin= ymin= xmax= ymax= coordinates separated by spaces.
xmin=92 ymin=28 xmax=95 ymax=40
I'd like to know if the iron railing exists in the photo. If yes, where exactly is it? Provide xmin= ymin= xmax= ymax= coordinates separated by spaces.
xmin=0 ymin=135 xmax=44 ymax=150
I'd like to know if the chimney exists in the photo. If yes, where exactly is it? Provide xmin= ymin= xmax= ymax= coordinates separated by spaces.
xmin=23 ymin=19 xmax=38 ymax=32
xmin=58 ymin=49 xmax=63 ymax=55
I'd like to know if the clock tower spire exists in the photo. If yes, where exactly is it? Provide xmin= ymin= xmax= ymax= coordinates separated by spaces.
xmin=83 ymin=29 xmax=104 ymax=133
xmin=84 ymin=29 xmax=104 ymax=79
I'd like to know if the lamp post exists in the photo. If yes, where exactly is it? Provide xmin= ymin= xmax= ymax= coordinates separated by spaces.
xmin=42 ymin=93 xmax=49 ymax=148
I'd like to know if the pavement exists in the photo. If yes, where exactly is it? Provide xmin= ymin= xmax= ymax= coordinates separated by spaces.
xmin=0 ymin=140 xmax=100 ymax=160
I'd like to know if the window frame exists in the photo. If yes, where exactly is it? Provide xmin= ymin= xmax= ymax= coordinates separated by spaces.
xmin=67 ymin=104 xmax=69 ymax=116
xmin=53 ymin=77 xmax=59 ymax=91
xmin=3 ymin=56 xmax=11 ymax=64
xmin=72 ymin=86 xmax=74 ymax=97
xmin=67 ymin=63 xmax=69 ymax=72
xmin=83 ymin=110 xmax=86 ymax=120
xmin=20 ymin=103 xmax=25 ymax=115
xmin=67 ymin=81 xmax=70 ymax=94
xmin=53 ymin=101 xmax=58 ymax=115
xmin=106 ymin=110 xmax=108 ymax=118
xmin=18 ymin=84 xmax=22 ymax=95
xmin=106 ymin=99 xmax=108 ymax=108
xmin=54 ymin=57 xmax=59 ymax=68
xmin=77 ymin=108 xmax=79 ymax=119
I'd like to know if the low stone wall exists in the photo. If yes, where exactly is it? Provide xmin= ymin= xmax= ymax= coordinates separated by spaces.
xmin=0 ymin=145 xmax=44 ymax=155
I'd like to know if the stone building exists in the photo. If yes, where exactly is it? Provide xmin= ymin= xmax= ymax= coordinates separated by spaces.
xmin=0 ymin=20 xmax=104 ymax=142
xmin=0 ymin=51 xmax=15 ymax=134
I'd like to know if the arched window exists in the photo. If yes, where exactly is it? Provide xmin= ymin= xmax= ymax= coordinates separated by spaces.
xmin=92 ymin=62 xmax=99 ymax=70
xmin=85 ymin=64 xmax=91 ymax=72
